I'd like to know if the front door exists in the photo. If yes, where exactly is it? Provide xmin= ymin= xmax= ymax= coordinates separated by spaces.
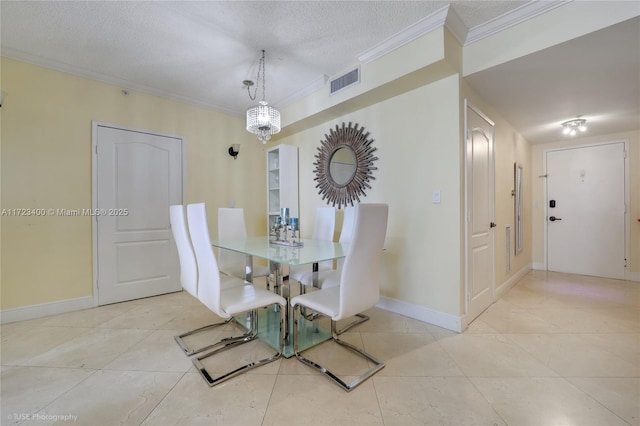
xmin=94 ymin=123 xmax=183 ymax=305
xmin=465 ymin=101 xmax=496 ymax=323
xmin=546 ymin=142 xmax=626 ymax=279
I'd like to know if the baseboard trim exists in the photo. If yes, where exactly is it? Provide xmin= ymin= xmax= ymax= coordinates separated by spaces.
xmin=0 ymin=296 xmax=96 ymax=324
xmin=532 ymin=262 xmax=545 ymax=270
xmin=627 ymin=271 xmax=640 ymax=283
xmin=496 ymin=263 xmax=532 ymax=299
xmin=376 ymin=296 xmax=463 ymax=333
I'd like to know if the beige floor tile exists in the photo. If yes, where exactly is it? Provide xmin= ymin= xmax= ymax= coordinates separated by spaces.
xmin=472 ymin=377 xmax=629 ymax=426
xmin=97 ymin=304 xmax=186 ymax=330
xmin=262 ymin=374 xmax=383 ymax=425
xmin=505 ymin=273 xmax=639 ymax=310
xmin=1 ymin=271 xmax=636 ymax=426
xmin=463 ymin=318 xmax=501 ymax=334
xmin=1 ymin=367 xmax=95 ymax=425
xmin=579 ymin=332 xmax=640 ymax=366
xmin=22 ymin=328 xmax=152 ymax=369
xmin=507 ymin=333 xmax=640 ymax=377
xmin=1 ymin=326 xmax=93 ymax=365
xmin=159 ymin=305 xmax=228 ymax=332
xmin=37 ymin=304 xmax=136 ymax=328
xmin=142 ymin=372 xmax=275 ymax=426
xmin=356 ymin=308 xmax=435 ymax=334
xmin=0 ymin=318 xmax=50 ymax=337
xmin=477 ymin=300 xmax=562 ymax=333
xmin=103 ymin=330 xmax=194 ymax=372
xmin=536 ymin=306 xmax=640 ymax=333
xmin=568 ymin=377 xmax=640 ymax=425
xmin=438 ymin=334 xmax=558 ymax=377
xmin=20 ymin=370 xmax=182 ymax=426
xmin=375 ymin=376 xmax=506 ymax=425
xmin=362 ymin=332 xmax=463 ymax=377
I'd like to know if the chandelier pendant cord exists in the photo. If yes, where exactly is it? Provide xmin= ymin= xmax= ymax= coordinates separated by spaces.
xmin=247 ymin=50 xmax=266 ymax=102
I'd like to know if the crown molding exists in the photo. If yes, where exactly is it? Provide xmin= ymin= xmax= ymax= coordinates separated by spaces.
xmin=464 ymin=0 xmax=572 ymax=45
xmin=444 ymin=5 xmax=468 ymax=45
xmin=357 ymin=5 xmax=450 ymax=64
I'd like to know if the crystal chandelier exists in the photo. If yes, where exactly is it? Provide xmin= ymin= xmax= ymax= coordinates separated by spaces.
xmin=561 ymin=117 xmax=587 ymax=136
xmin=244 ymin=50 xmax=281 ymax=144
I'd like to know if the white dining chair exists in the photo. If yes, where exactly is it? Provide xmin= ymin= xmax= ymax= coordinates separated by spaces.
xmin=188 ymin=203 xmax=286 ymax=386
xmin=293 ymin=206 xmax=368 ymax=334
xmin=218 ymin=207 xmax=270 ymax=281
xmin=291 ymin=203 xmax=388 ymax=392
xmin=170 ymin=205 xmax=245 ymax=356
xmin=294 ymin=206 xmax=353 ymax=289
xmin=289 ymin=206 xmax=336 ymax=288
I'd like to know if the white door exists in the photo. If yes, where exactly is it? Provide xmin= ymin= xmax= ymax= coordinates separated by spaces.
xmin=95 ymin=124 xmax=183 ymax=305
xmin=546 ymin=142 xmax=625 ymax=279
xmin=465 ymin=102 xmax=496 ymax=322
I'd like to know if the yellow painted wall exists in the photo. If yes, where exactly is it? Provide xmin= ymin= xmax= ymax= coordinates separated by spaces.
xmin=0 ymin=58 xmax=266 ymax=310
xmin=531 ymin=130 xmax=640 ymax=276
xmin=277 ymin=74 xmax=464 ymax=316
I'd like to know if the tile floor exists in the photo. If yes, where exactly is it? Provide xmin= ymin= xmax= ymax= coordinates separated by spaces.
xmin=1 ymin=270 xmax=638 ymax=425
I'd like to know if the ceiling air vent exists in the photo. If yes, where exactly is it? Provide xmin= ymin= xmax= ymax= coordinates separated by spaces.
xmin=330 ymin=67 xmax=360 ymax=95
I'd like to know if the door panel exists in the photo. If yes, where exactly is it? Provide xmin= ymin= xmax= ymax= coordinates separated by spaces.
xmin=96 ymin=125 xmax=183 ymax=305
xmin=546 ymin=143 xmax=625 ymax=279
xmin=466 ymin=102 xmax=495 ymax=322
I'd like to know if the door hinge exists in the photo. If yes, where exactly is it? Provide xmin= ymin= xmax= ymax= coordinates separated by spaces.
xmin=95 ymin=144 xmax=98 ymax=155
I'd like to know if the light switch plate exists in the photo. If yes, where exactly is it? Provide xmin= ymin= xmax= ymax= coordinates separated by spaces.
xmin=432 ymin=190 xmax=441 ymax=204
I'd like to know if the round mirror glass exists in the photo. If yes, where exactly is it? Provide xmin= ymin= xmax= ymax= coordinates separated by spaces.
xmin=329 ymin=147 xmax=356 ymax=187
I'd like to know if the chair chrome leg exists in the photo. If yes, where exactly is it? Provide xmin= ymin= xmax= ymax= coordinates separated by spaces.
xmin=194 ymin=305 xmax=284 ymax=387
xmin=174 ymin=317 xmax=236 ymax=356
xmin=336 ymin=313 xmax=369 ymax=335
xmin=293 ymin=305 xmax=384 ymax=392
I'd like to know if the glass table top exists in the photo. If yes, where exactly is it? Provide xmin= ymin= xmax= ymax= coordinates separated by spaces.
xmin=212 ymin=236 xmax=347 ymax=265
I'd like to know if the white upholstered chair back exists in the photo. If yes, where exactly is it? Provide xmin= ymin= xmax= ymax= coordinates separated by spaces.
xmin=218 ymin=208 xmax=248 ymax=239
xmin=335 ymin=206 xmax=356 ymax=271
xmin=312 ymin=206 xmax=336 ymax=269
xmin=337 ymin=203 xmax=388 ymax=320
xmin=169 ymin=205 xmax=198 ymax=298
xmin=187 ymin=203 xmax=226 ymax=318
xmin=339 ymin=206 xmax=355 ymax=243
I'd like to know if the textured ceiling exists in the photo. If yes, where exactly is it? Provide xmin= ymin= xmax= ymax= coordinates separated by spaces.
xmin=0 ymin=1 xmax=527 ymax=114
xmin=1 ymin=1 xmax=638 ymax=144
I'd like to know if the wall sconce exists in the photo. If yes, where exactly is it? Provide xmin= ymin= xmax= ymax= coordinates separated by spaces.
xmin=228 ymin=144 xmax=240 ymax=159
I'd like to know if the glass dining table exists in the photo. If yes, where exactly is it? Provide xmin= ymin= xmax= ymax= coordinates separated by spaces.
xmin=211 ymin=236 xmax=347 ymax=358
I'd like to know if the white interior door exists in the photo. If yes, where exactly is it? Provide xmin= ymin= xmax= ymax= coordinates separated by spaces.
xmin=465 ymin=102 xmax=496 ymax=322
xmin=546 ymin=142 xmax=626 ymax=279
xmin=95 ymin=124 xmax=183 ymax=305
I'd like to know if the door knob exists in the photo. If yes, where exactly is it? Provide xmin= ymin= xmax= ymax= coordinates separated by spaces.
xmin=549 ymin=216 xmax=562 ymax=222
xmin=490 ymin=222 xmax=497 ymax=228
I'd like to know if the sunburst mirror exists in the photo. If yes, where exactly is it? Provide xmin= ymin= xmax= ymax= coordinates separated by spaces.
xmin=313 ymin=122 xmax=378 ymax=208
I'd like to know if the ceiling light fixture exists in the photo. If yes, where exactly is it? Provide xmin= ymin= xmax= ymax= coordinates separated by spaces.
xmin=244 ymin=50 xmax=281 ymax=144
xmin=561 ymin=117 xmax=587 ymax=136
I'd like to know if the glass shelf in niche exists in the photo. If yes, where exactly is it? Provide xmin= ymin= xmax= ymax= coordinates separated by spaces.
xmin=269 ymin=193 xmax=280 ymax=213
xmin=268 ymin=151 xmax=280 ymax=171
xmin=269 ymin=171 xmax=280 ymax=188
